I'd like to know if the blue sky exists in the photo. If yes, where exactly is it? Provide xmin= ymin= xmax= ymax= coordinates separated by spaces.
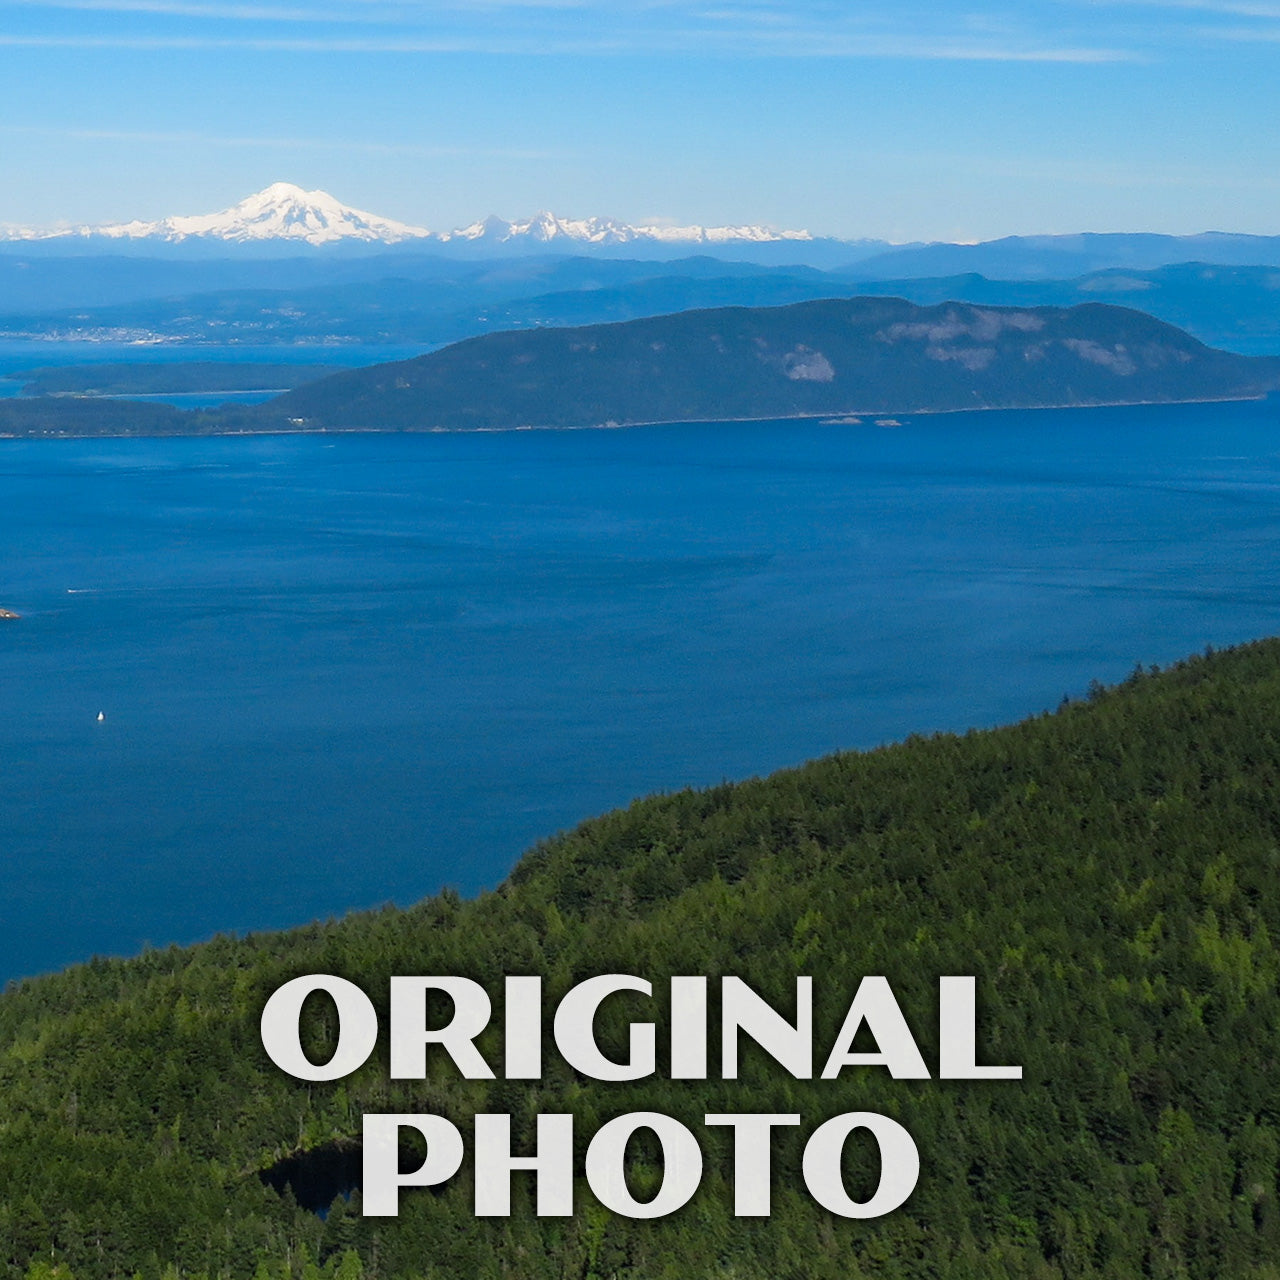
xmin=1 ymin=1 xmax=1278 ymax=240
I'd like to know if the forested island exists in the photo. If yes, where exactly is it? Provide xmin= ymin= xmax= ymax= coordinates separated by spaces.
xmin=0 ymin=298 xmax=1276 ymax=438
xmin=5 ymin=639 xmax=1280 ymax=1278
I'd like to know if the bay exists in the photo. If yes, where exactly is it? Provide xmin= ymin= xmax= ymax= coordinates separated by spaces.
xmin=0 ymin=340 xmax=433 ymax=404
xmin=3 ymin=398 xmax=1279 ymax=982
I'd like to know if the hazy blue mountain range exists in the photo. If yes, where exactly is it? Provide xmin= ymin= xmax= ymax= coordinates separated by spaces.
xmin=0 ymin=250 xmax=761 ymax=313
xmin=0 ymin=251 xmax=464 ymax=312
xmin=0 ymin=255 xmax=831 ymax=338
xmin=0 ymin=263 xmax=843 ymax=347
xmin=423 ymin=263 xmax=1280 ymax=358
xmin=5 ymin=186 xmax=1280 ymax=302
xmin=851 ymin=232 xmax=1280 ymax=280
xmin=2 ymin=258 xmax=1276 ymax=358
xmin=841 ymin=264 xmax=1280 ymax=356
xmin=7 ymin=185 xmax=1280 ymax=278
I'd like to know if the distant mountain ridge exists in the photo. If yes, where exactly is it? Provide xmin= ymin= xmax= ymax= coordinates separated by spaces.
xmin=441 ymin=210 xmax=816 ymax=248
xmin=855 ymin=231 xmax=1280 ymax=279
xmin=3 ymin=255 xmax=1279 ymax=356
xmin=6 ymin=185 xmax=1280 ymax=279
xmin=0 ymin=183 xmax=825 ymax=252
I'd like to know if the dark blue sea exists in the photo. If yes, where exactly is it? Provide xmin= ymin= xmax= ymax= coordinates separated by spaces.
xmin=4 ymin=399 xmax=1280 ymax=983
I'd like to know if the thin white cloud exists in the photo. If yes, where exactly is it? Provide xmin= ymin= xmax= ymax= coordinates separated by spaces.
xmin=15 ymin=0 xmax=329 ymax=17
xmin=691 ymin=6 xmax=795 ymax=24
xmin=1 ymin=0 xmax=1140 ymax=60
xmin=0 ymin=123 xmax=566 ymax=158
xmin=672 ymin=31 xmax=1135 ymax=60
xmin=10 ymin=0 xmax=596 ymax=13
xmin=1199 ymin=18 xmax=1280 ymax=31
xmin=0 ymin=32 xmax=479 ymax=47
xmin=0 ymin=30 xmax=1136 ymax=59
xmin=1088 ymin=0 xmax=1280 ymax=15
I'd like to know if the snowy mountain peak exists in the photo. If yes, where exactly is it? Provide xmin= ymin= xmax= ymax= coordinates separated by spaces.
xmin=94 ymin=183 xmax=433 ymax=246
xmin=0 ymin=186 xmax=817 ymax=250
xmin=438 ymin=209 xmax=814 ymax=247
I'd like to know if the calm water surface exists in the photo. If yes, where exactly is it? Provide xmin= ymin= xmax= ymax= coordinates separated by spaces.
xmin=0 ymin=340 xmax=431 ymax=404
xmin=3 ymin=400 xmax=1280 ymax=981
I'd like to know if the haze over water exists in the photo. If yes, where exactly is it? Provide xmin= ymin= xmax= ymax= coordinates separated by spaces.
xmin=4 ymin=399 xmax=1280 ymax=982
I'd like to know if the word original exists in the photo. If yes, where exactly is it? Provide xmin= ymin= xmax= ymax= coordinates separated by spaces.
xmin=260 ymin=973 xmax=1022 ymax=1219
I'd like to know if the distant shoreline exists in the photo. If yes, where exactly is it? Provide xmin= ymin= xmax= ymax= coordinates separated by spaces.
xmin=0 ymin=391 xmax=1271 ymax=442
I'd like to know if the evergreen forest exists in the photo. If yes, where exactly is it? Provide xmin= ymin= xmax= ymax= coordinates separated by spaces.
xmin=6 ymin=640 xmax=1280 ymax=1279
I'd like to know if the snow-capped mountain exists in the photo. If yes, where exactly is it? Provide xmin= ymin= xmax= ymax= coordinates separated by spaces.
xmin=441 ymin=210 xmax=814 ymax=247
xmin=95 ymin=183 xmax=432 ymax=246
xmin=0 ymin=185 xmax=816 ymax=250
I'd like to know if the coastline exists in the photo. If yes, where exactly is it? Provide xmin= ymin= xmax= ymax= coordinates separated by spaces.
xmin=0 ymin=390 xmax=1271 ymax=442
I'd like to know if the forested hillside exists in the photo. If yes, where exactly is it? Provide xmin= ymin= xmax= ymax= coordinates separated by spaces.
xmin=257 ymin=298 xmax=1280 ymax=431
xmin=6 ymin=640 xmax=1280 ymax=1278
